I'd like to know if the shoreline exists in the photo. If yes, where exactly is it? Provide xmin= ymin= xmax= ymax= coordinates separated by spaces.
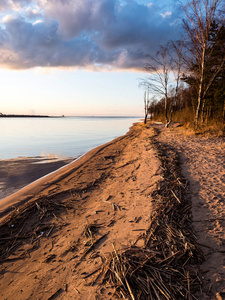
xmin=0 ymin=123 xmax=163 ymax=299
xmin=0 ymin=114 xmax=50 ymax=118
xmin=0 ymin=156 xmax=74 ymax=204
xmin=0 ymin=122 xmax=224 ymax=299
xmin=0 ymin=124 xmax=140 ymax=221
xmin=0 ymin=120 xmax=140 ymax=211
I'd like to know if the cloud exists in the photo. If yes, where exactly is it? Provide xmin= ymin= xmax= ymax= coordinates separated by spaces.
xmin=2 ymin=14 xmax=14 ymax=23
xmin=0 ymin=0 xmax=182 ymax=70
xmin=0 ymin=16 xmax=110 ymax=69
xmin=0 ymin=1 xmax=8 ymax=11
xmin=38 ymin=0 xmax=118 ymax=38
xmin=0 ymin=0 xmax=32 ymax=11
xmin=26 ymin=7 xmax=42 ymax=19
xmin=161 ymin=12 xmax=172 ymax=18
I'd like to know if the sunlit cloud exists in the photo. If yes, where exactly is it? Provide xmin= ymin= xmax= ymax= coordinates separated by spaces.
xmin=26 ymin=7 xmax=42 ymax=19
xmin=32 ymin=19 xmax=43 ymax=25
xmin=161 ymin=12 xmax=172 ymax=18
xmin=2 ymin=14 xmax=14 ymax=23
xmin=0 ymin=0 xmax=182 ymax=70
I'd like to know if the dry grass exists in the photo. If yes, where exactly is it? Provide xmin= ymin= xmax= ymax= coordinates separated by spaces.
xmin=153 ymin=108 xmax=225 ymax=137
xmin=195 ymin=122 xmax=225 ymax=137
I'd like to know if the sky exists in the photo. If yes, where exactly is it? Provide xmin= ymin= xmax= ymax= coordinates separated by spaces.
xmin=0 ymin=0 xmax=182 ymax=116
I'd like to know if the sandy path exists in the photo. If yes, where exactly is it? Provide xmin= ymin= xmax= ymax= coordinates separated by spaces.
xmin=156 ymin=125 xmax=225 ymax=300
xmin=0 ymin=124 xmax=162 ymax=300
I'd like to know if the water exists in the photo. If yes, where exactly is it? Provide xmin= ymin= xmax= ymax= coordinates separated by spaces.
xmin=0 ymin=116 xmax=140 ymax=160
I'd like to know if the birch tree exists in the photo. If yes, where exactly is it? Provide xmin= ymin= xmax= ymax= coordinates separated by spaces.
xmin=181 ymin=0 xmax=223 ymax=127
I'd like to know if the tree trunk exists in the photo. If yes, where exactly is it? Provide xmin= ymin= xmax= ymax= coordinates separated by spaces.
xmin=195 ymin=47 xmax=206 ymax=128
xmin=169 ymin=105 xmax=173 ymax=125
xmin=165 ymin=75 xmax=169 ymax=127
xmin=144 ymin=91 xmax=147 ymax=124
xmin=201 ymin=98 xmax=206 ymax=125
xmin=165 ymin=94 xmax=170 ymax=127
xmin=191 ymin=96 xmax=196 ymax=115
xmin=223 ymin=99 xmax=225 ymax=124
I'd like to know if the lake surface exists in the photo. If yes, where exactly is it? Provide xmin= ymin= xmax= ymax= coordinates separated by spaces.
xmin=0 ymin=116 xmax=141 ymax=160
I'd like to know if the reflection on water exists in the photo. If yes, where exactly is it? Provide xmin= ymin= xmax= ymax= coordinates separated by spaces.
xmin=0 ymin=116 xmax=140 ymax=159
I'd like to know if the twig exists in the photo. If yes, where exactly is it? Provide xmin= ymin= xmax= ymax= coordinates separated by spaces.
xmin=171 ymin=190 xmax=181 ymax=203
xmin=46 ymin=225 xmax=54 ymax=237
xmin=47 ymin=288 xmax=63 ymax=300
xmin=74 ymin=288 xmax=80 ymax=294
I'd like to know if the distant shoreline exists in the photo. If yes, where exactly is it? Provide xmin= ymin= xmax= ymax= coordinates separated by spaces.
xmin=0 ymin=114 xmax=64 ymax=118
xmin=0 ymin=115 xmax=141 ymax=118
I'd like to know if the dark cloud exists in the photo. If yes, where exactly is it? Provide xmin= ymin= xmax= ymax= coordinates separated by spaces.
xmin=41 ymin=0 xmax=118 ymax=38
xmin=0 ymin=0 xmax=182 ymax=70
xmin=0 ymin=16 xmax=115 ymax=69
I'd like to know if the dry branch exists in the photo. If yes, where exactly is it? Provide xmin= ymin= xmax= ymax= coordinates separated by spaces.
xmin=98 ymin=129 xmax=204 ymax=299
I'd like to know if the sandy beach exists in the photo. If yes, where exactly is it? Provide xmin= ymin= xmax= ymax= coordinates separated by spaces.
xmin=0 ymin=122 xmax=224 ymax=299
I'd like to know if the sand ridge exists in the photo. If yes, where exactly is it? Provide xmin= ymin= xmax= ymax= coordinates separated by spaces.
xmin=0 ymin=124 xmax=163 ymax=299
xmin=156 ymin=124 xmax=225 ymax=299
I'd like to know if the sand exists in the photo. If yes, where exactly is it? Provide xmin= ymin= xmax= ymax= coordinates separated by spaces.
xmin=0 ymin=122 xmax=224 ymax=299
xmin=0 ymin=123 xmax=163 ymax=299
xmin=156 ymin=124 xmax=225 ymax=300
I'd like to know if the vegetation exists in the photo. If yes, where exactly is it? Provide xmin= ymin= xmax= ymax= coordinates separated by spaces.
xmin=142 ymin=0 xmax=225 ymax=133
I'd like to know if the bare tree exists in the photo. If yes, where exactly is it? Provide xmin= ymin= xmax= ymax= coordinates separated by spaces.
xmin=181 ymin=0 xmax=224 ymax=127
xmin=140 ymin=46 xmax=171 ymax=127
xmin=168 ymin=40 xmax=184 ymax=123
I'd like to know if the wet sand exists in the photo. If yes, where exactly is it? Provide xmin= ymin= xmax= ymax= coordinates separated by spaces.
xmin=0 ymin=157 xmax=74 ymax=200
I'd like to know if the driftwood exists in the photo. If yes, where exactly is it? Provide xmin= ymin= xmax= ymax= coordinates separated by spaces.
xmin=0 ymin=197 xmax=73 ymax=262
xmin=98 ymin=132 xmax=204 ymax=299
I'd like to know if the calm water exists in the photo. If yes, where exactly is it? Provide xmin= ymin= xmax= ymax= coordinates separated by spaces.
xmin=0 ymin=116 xmax=140 ymax=160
